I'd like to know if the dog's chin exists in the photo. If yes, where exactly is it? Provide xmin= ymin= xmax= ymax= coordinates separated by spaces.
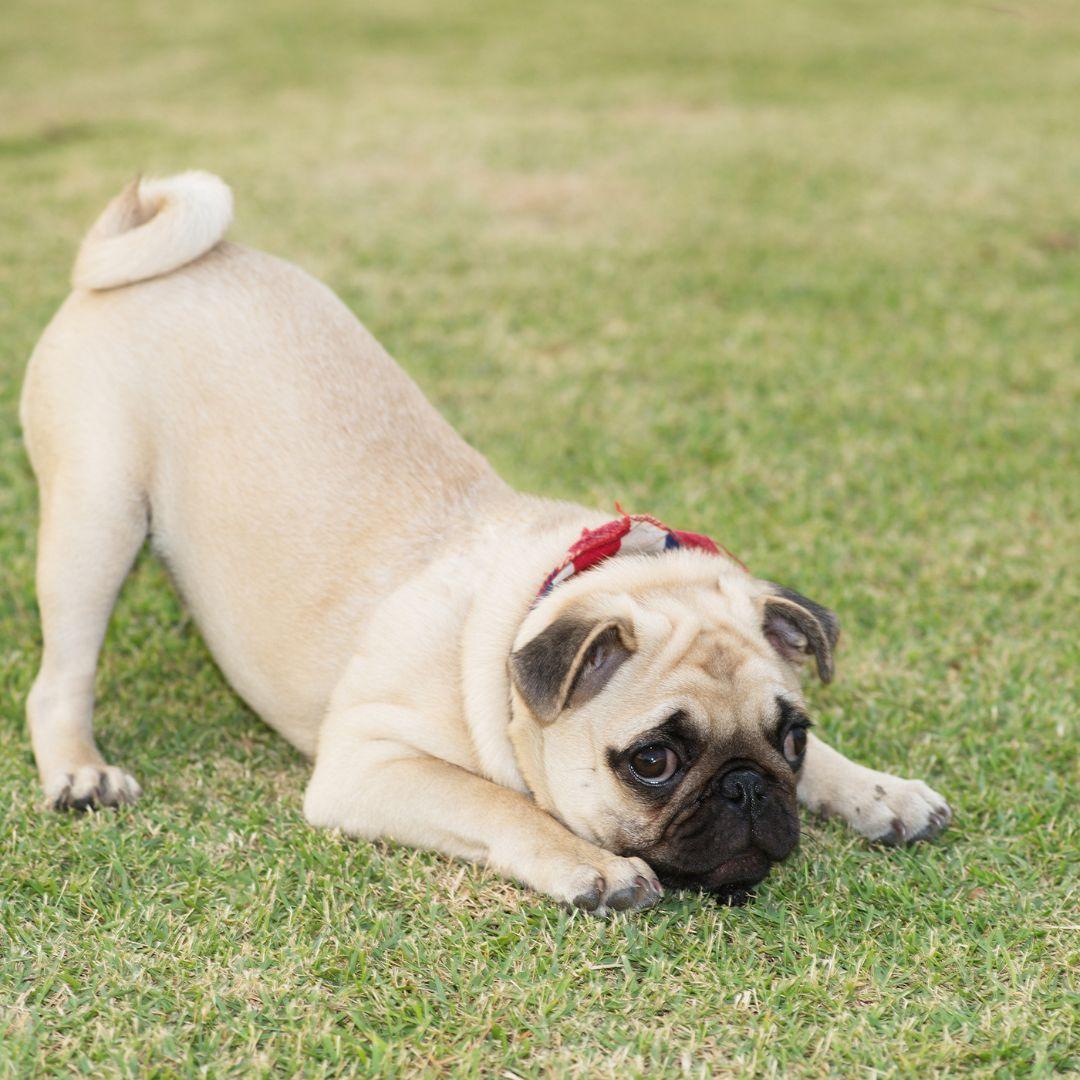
xmin=655 ymin=849 xmax=772 ymax=905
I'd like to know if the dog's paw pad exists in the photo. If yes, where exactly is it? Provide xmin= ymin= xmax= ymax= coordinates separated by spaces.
xmin=46 ymin=765 xmax=142 ymax=811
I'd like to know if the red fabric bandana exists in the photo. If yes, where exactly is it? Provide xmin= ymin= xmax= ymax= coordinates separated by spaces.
xmin=536 ymin=507 xmax=746 ymax=604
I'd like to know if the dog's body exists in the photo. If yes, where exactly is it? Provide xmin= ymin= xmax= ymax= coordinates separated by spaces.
xmin=21 ymin=174 xmax=950 ymax=911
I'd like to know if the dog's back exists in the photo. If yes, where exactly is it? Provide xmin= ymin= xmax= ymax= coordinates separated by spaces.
xmin=22 ymin=173 xmax=508 ymax=755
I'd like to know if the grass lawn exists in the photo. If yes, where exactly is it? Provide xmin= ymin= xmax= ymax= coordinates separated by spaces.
xmin=1 ymin=0 xmax=1077 ymax=1074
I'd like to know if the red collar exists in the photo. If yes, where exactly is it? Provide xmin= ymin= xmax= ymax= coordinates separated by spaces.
xmin=536 ymin=508 xmax=746 ymax=603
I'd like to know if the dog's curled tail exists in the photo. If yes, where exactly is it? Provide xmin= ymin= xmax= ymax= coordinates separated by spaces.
xmin=72 ymin=171 xmax=233 ymax=291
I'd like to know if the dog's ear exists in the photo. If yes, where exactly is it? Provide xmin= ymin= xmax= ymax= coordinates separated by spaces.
xmin=762 ymin=585 xmax=840 ymax=683
xmin=510 ymin=616 xmax=635 ymax=724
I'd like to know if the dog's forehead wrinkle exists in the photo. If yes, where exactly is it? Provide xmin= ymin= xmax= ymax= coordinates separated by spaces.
xmin=636 ymin=584 xmax=773 ymax=674
xmin=666 ymin=634 xmax=773 ymax=720
xmin=589 ymin=691 xmax=681 ymax=752
xmin=657 ymin=613 xmax=707 ymax=671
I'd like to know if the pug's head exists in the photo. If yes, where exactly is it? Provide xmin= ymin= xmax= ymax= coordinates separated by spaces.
xmin=508 ymin=550 xmax=839 ymax=902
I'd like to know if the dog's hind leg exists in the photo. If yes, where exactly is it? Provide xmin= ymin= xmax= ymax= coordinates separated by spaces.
xmin=23 ymin=407 xmax=148 ymax=810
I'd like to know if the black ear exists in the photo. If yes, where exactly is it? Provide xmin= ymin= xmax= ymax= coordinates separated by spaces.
xmin=762 ymin=586 xmax=840 ymax=683
xmin=510 ymin=616 xmax=634 ymax=725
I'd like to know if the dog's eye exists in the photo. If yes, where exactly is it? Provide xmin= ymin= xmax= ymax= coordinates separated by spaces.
xmin=782 ymin=726 xmax=808 ymax=766
xmin=629 ymin=744 xmax=679 ymax=784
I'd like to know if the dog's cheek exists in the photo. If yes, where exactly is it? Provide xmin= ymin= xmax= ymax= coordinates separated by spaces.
xmin=533 ymin=723 xmax=611 ymax=841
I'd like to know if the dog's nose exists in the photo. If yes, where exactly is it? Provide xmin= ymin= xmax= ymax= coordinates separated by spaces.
xmin=719 ymin=768 xmax=767 ymax=813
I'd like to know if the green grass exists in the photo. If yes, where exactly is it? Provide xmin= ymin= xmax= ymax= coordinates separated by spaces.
xmin=2 ymin=0 xmax=1078 ymax=1074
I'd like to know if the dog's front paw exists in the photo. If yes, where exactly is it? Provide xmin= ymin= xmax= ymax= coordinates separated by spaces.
xmin=562 ymin=853 xmax=663 ymax=916
xmin=45 ymin=765 xmax=142 ymax=811
xmin=853 ymin=776 xmax=952 ymax=846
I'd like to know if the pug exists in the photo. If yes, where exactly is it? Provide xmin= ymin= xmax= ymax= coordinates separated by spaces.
xmin=20 ymin=172 xmax=951 ymax=912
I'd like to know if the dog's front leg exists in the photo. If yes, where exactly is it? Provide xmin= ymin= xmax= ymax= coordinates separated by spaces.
xmin=304 ymin=705 xmax=662 ymax=914
xmin=797 ymin=732 xmax=952 ymax=845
